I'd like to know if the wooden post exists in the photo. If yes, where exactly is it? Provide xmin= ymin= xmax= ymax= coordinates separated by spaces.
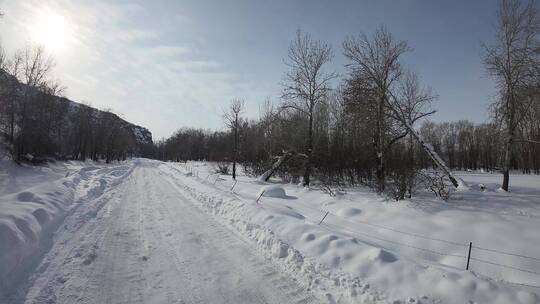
xmin=318 ymin=211 xmax=329 ymax=225
xmin=256 ymin=190 xmax=265 ymax=203
xmin=466 ymin=242 xmax=472 ymax=270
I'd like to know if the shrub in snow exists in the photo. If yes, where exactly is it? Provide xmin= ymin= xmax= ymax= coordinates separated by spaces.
xmin=386 ymin=175 xmax=410 ymax=201
xmin=418 ymin=169 xmax=451 ymax=201
xmin=215 ymin=162 xmax=230 ymax=175
xmin=242 ymin=160 xmax=270 ymax=177
xmin=259 ymin=185 xmax=287 ymax=198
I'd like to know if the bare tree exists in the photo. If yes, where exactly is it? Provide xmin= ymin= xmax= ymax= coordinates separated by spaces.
xmin=0 ymin=49 xmax=22 ymax=142
xmin=281 ymin=29 xmax=336 ymax=186
xmin=11 ymin=46 xmax=55 ymax=160
xmin=483 ymin=0 xmax=540 ymax=191
xmin=224 ymin=98 xmax=244 ymax=180
xmin=0 ymin=46 xmax=6 ymax=70
xmin=16 ymin=46 xmax=54 ymax=88
xmin=343 ymin=25 xmax=411 ymax=193
xmin=344 ymin=26 xmax=462 ymax=194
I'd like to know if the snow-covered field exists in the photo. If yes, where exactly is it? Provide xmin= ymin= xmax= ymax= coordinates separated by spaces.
xmin=0 ymin=157 xmax=539 ymax=303
xmin=159 ymin=161 xmax=540 ymax=304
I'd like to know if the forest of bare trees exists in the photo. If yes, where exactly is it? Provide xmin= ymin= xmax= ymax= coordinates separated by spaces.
xmin=0 ymin=45 xmax=153 ymax=163
xmin=157 ymin=0 xmax=540 ymax=199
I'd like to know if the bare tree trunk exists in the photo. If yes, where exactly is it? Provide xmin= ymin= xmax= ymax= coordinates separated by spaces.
xmin=502 ymin=85 xmax=516 ymax=191
xmin=233 ymin=120 xmax=238 ymax=180
xmin=303 ymin=110 xmax=313 ymax=186
xmin=502 ymin=128 xmax=513 ymax=191
xmin=9 ymin=109 xmax=14 ymax=142
xmin=376 ymin=151 xmax=385 ymax=192
xmin=375 ymin=95 xmax=385 ymax=193
xmin=407 ymin=133 xmax=414 ymax=198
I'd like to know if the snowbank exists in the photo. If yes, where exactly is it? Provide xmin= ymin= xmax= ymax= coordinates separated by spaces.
xmin=0 ymin=178 xmax=75 ymax=286
xmin=158 ymin=161 xmax=540 ymax=304
xmin=0 ymin=159 xmax=134 ymax=292
xmin=259 ymin=185 xmax=287 ymax=198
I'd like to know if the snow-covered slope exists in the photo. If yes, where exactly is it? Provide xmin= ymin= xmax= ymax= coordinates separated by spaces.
xmin=63 ymin=98 xmax=153 ymax=148
xmin=0 ymin=69 xmax=153 ymax=150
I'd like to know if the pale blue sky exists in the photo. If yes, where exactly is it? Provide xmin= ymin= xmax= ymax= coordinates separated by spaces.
xmin=0 ymin=0 xmax=498 ymax=139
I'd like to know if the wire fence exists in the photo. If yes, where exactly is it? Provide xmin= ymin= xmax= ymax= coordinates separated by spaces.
xmin=299 ymin=200 xmax=540 ymax=285
xmin=176 ymin=162 xmax=540 ymax=289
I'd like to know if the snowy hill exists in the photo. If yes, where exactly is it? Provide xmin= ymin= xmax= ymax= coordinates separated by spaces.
xmin=0 ymin=69 xmax=153 ymax=159
xmin=61 ymin=96 xmax=153 ymax=147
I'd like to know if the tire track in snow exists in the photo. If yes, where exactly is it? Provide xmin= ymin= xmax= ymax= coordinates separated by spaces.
xmin=146 ymin=166 xmax=319 ymax=304
xmin=21 ymin=162 xmax=319 ymax=304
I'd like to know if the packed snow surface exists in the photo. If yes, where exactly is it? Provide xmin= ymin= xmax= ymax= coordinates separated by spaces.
xmin=1 ymin=157 xmax=539 ymax=304
xmin=0 ymin=159 xmax=316 ymax=304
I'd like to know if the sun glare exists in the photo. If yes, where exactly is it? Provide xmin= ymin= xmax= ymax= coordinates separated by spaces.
xmin=30 ymin=10 xmax=73 ymax=52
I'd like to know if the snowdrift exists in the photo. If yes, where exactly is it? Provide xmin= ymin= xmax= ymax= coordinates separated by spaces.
xmin=0 ymin=159 xmax=134 ymax=292
xmin=259 ymin=185 xmax=287 ymax=198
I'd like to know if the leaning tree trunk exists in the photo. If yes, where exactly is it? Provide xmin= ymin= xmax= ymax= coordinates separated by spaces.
xmin=385 ymin=95 xmax=463 ymax=189
xmin=405 ymin=121 xmax=462 ymax=188
xmin=258 ymin=151 xmax=293 ymax=182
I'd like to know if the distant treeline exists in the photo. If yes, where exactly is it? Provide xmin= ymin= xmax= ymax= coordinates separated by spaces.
xmin=156 ymin=116 xmax=539 ymax=178
xmin=0 ymin=46 xmax=153 ymax=163
xmin=420 ymin=121 xmax=539 ymax=174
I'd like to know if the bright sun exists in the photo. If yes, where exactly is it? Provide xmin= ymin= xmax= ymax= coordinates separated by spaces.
xmin=30 ymin=10 xmax=73 ymax=52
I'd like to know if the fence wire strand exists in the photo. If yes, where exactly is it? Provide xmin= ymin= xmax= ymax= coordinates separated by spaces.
xmin=179 ymin=164 xmax=540 ymax=283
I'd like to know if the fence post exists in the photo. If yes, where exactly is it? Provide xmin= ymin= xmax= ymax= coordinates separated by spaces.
xmin=230 ymin=180 xmax=238 ymax=191
xmin=318 ymin=211 xmax=329 ymax=225
xmin=256 ymin=190 xmax=265 ymax=203
xmin=466 ymin=242 xmax=472 ymax=270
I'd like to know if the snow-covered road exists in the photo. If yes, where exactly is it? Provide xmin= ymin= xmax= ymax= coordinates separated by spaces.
xmin=3 ymin=158 xmax=538 ymax=303
xmin=19 ymin=162 xmax=317 ymax=304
